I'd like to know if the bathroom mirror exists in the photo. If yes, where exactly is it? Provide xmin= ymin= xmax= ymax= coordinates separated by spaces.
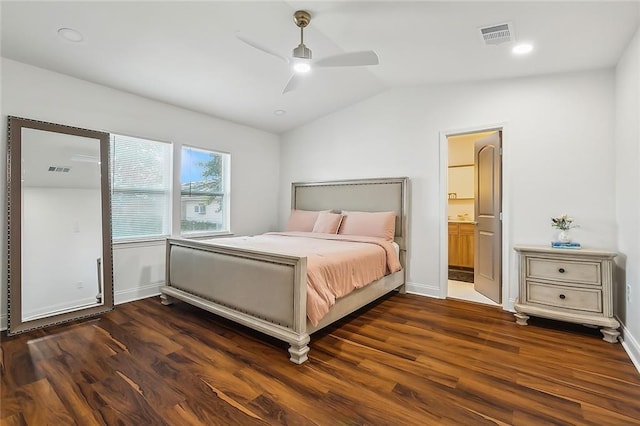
xmin=7 ymin=116 xmax=114 ymax=335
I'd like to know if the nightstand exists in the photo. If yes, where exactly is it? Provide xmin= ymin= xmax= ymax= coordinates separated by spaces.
xmin=513 ymin=246 xmax=619 ymax=343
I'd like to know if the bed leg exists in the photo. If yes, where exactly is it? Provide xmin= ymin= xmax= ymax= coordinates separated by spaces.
xmin=397 ymin=284 xmax=407 ymax=294
xmin=160 ymin=293 xmax=176 ymax=306
xmin=288 ymin=335 xmax=310 ymax=364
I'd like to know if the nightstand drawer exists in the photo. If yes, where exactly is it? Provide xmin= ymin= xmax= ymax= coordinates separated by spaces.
xmin=528 ymin=258 xmax=601 ymax=285
xmin=528 ymin=281 xmax=602 ymax=313
xmin=514 ymin=246 xmax=618 ymax=341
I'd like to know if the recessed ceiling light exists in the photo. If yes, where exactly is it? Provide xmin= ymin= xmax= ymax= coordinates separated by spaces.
xmin=512 ymin=43 xmax=533 ymax=55
xmin=274 ymin=109 xmax=287 ymax=116
xmin=57 ymin=27 xmax=84 ymax=43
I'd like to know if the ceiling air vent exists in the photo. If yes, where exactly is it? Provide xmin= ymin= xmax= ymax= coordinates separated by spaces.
xmin=48 ymin=166 xmax=71 ymax=173
xmin=479 ymin=22 xmax=514 ymax=46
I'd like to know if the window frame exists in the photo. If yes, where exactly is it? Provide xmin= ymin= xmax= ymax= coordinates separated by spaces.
xmin=179 ymin=144 xmax=231 ymax=237
xmin=110 ymin=133 xmax=173 ymax=243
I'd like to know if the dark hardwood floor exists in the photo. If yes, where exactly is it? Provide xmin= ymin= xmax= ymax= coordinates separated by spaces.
xmin=2 ymin=294 xmax=639 ymax=425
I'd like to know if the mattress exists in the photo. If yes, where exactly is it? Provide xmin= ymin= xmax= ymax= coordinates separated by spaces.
xmin=191 ymin=232 xmax=401 ymax=325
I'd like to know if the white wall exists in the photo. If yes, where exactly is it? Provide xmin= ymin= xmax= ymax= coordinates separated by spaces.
xmin=280 ymin=69 xmax=616 ymax=308
xmin=448 ymin=135 xmax=477 ymax=221
xmin=615 ymin=27 xmax=640 ymax=369
xmin=1 ymin=58 xmax=281 ymax=329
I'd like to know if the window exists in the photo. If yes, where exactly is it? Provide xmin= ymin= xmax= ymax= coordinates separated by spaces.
xmin=110 ymin=134 xmax=172 ymax=240
xmin=181 ymin=146 xmax=229 ymax=234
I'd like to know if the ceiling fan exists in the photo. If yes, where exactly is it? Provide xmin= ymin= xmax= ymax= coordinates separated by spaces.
xmin=237 ymin=10 xmax=379 ymax=94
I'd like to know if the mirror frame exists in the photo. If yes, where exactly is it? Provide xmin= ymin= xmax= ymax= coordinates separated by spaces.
xmin=7 ymin=116 xmax=114 ymax=335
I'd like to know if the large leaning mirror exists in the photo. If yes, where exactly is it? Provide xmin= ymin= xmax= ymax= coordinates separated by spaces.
xmin=7 ymin=116 xmax=114 ymax=335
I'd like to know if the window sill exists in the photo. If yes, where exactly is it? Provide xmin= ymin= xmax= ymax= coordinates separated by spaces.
xmin=112 ymin=232 xmax=234 ymax=250
xmin=113 ymin=237 xmax=168 ymax=250
xmin=181 ymin=232 xmax=234 ymax=240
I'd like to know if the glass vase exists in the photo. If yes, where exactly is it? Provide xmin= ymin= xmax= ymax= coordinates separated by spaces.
xmin=557 ymin=229 xmax=572 ymax=243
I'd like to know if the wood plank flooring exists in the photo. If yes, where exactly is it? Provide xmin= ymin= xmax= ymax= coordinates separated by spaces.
xmin=2 ymin=294 xmax=639 ymax=425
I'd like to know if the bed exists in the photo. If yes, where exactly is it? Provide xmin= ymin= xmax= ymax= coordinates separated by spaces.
xmin=160 ymin=177 xmax=408 ymax=364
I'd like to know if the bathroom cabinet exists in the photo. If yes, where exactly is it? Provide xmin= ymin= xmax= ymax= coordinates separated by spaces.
xmin=448 ymin=222 xmax=475 ymax=268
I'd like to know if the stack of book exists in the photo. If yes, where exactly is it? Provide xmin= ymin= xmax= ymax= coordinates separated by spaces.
xmin=551 ymin=241 xmax=581 ymax=249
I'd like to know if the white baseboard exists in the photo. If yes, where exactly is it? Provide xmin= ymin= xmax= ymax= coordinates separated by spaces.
xmin=405 ymin=282 xmax=515 ymax=313
xmin=22 ymin=297 xmax=98 ymax=321
xmin=619 ymin=319 xmax=640 ymax=375
xmin=405 ymin=281 xmax=443 ymax=298
xmin=114 ymin=281 xmax=163 ymax=305
xmin=504 ymin=297 xmax=517 ymax=313
xmin=0 ymin=283 xmax=163 ymax=332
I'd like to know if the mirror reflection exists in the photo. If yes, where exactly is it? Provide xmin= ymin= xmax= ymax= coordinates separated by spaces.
xmin=21 ymin=128 xmax=105 ymax=321
xmin=7 ymin=117 xmax=114 ymax=335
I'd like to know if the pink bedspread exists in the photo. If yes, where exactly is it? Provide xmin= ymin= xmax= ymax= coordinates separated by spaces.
xmin=203 ymin=232 xmax=401 ymax=326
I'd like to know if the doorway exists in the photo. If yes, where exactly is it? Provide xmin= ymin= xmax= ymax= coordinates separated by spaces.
xmin=445 ymin=130 xmax=502 ymax=306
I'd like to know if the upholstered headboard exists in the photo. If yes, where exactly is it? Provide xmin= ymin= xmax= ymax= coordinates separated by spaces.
xmin=291 ymin=177 xmax=409 ymax=251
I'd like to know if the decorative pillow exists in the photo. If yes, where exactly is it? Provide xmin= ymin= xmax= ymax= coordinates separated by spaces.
xmin=286 ymin=210 xmax=325 ymax=232
xmin=339 ymin=211 xmax=396 ymax=241
xmin=312 ymin=212 xmax=343 ymax=234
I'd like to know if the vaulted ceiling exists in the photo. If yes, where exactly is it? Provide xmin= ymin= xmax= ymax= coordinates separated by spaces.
xmin=2 ymin=1 xmax=638 ymax=134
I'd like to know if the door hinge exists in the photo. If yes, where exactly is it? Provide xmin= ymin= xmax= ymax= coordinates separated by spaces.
xmin=499 ymin=212 xmax=503 ymax=221
xmin=499 ymin=147 xmax=503 ymax=155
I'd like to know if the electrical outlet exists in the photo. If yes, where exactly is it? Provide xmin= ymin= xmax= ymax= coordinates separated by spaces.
xmin=627 ymin=285 xmax=632 ymax=303
xmin=76 ymin=281 xmax=84 ymax=289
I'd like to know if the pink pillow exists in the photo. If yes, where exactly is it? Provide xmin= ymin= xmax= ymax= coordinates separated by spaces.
xmin=312 ymin=212 xmax=343 ymax=234
xmin=286 ymin=210 xmax=324 ymax=232
xmin=339 ymin=211 xmax=396 ymax=241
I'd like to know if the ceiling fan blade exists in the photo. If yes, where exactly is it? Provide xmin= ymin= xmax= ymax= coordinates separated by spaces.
xmin=236 ymin=33 xmax=288 ymax=63
xmin=315 ymin=51 xmax=379 ymax=67
xmin=282 ymin=74 xmax=302 ymax=94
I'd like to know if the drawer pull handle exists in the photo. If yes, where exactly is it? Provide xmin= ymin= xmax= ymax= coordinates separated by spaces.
xmin=559 ymin=294 xmax=566 ymax=300
xmin=558 ymin=268 xmax=566 ymax=273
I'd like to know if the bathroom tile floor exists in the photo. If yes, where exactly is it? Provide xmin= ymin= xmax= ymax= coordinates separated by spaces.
xmin=448 ymin=269 xmax=474 ymax=283
xmin=447 ymin=279 xmax=500 ymax=306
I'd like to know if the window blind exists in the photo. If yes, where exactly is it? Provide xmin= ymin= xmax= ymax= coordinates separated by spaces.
xmin=110 ymin=134 xmax=172 ymax=240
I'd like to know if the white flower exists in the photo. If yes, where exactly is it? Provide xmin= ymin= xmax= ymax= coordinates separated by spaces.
xmin=551 ymin=214 xmax=579 ymax=230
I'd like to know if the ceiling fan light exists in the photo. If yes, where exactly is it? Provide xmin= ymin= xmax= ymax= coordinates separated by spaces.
xmin=293 ymin=62 xmax=311 ymax=73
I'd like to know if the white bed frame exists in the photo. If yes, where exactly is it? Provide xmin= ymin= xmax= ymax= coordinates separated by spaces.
xmin=160 ymin=177 xmax=408 ymax=364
